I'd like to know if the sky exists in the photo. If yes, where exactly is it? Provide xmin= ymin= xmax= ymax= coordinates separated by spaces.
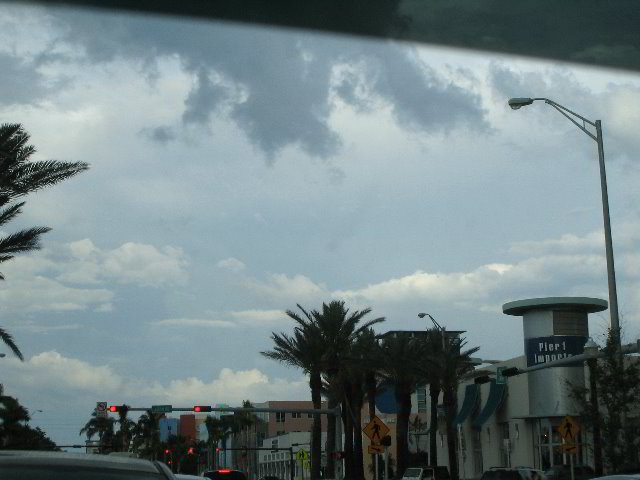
xmin=1 ymin=4 xmax=640 ymax=446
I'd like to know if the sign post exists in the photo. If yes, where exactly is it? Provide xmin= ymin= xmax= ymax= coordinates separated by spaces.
xmin=560 ymin=416 xmax=580 ymax=480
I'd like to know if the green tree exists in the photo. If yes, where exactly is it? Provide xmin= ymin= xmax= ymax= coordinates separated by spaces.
xmin=0 ymin=123 xmax=88 ymax=361
xmin=424 ymin=331 xmax=479 ymax=480
xmin=80 ymin=410 xmax=116 ymax=453
xmin=568 ymin=328 xmax=640 ymax=473
xmin=0 ymin=387 xmax=58 ymax=450
xmin=313 ymin=301 xmax=384 ymax=479
xmin=262 ymin=305 xmax=325 ymax=480
xmin=113 ymin=405 xmax=136 ymax=452
xmin=133 ymin=410 xmax=165 ymax=459
xmin=378 ymin=334 xmax=425 ymax=477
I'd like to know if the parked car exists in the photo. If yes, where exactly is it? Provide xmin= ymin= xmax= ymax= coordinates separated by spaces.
xmin=0 ymin=450 xmax=175 ymax=480
xmin=203 ymin=469 xmax=248 ymax=480
xmin=545 ymin=465 xmax=595 ymax=480
xmin=482 ymin=468 xmax=530 ymax=480
xmin=514 ymin=466 xmax=547 ymax=480
xmin=402 ymin=466 xmax=451 ymax=480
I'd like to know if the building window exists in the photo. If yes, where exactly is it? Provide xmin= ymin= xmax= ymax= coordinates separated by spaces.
xmin=501 ymin=423 xmax=511 ymax=467
xmin=292 ymin=412 xmax=302 ymax=419
xmin=416 ymin=386 xmax=427 ymax=413
xmin=308 ymin=413 xmax=313 ymax=418
xmin=276 ymin=412 xmax=285 ymax=423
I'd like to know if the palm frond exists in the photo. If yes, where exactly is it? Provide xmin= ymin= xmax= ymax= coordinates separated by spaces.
xmin=0 ymin=201 xmax=24 ymax=227
xmin=0 ymin=227 xmax=51 ymax=257
xmin=0 ymin=327 xmax=23 ymax=361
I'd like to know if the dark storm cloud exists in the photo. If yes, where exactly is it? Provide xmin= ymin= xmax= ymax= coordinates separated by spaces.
xmin=44 ymin=7 xmax=487 ymax=160
xmin=0 ymin=52 xmax=49 ymax=106
xmin=140 ymin=125 xmax=177 ymax=144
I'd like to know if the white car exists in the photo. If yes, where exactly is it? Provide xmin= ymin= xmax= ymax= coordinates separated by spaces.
xmin=0 ymin=450 xmax=175 ymax=480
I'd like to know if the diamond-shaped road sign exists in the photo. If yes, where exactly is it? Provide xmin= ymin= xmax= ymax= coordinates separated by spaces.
xmin=96 ymin=402 xmax=108 ymax=418
xmin=363 ymin=415 xmax=390 ymax=443
xmin=560 ymin=416 xmax=580 ymax=442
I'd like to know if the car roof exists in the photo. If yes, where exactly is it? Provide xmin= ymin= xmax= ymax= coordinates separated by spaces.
xmin=28 ymin=0 xmax=640 ymax=73
xmin=0 ymin=450 xmax=160 ymax=473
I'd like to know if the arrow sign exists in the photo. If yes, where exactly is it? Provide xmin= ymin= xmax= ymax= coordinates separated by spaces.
xmin=368 ymin=444 xmax=384 ymax=454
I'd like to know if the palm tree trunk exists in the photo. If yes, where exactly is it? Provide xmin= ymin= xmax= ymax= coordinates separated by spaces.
xmin=342 ymin=393 xmax=354 ymax=480
xmin=429 ymin=387 xmax=439 ymax=466
xmin=395 ymin=384 xmax=412 ymax=477
xmin=310 ymin=369 xmax=323 ymax=480
xmin=444 ymin=388 xmax=458 ymax=480
xmin=326 ymin=392 xmax=337 ymax=479
xmin=353 ymin=383 xmax=365 ymax=480
xmin=366 ymin=372 xmax=377 ymax=480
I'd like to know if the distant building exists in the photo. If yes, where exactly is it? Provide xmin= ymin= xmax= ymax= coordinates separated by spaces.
xmin=258 ymin=431 xmax=327 ymax=480
xmin=180 ymin=414 xmax=197 ymax=443
xmin=159 ymin=418 xmax=180 ymax=442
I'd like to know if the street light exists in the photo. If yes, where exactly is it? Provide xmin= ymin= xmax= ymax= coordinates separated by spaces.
xmin=418 ymin=313 xmax=445 ymax=349
xmin=508 ymin=97 xmax=621 ymax=345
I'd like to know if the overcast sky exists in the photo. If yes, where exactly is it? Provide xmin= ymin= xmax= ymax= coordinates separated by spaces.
xmin=1 ymin=4 xmax=640 ymax=446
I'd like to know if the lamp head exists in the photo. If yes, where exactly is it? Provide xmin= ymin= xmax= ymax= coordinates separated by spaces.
xmin=418 ymin=313 xmax=427 ymax=318
xmin=508 ymin=97 xmax=534 ymax=110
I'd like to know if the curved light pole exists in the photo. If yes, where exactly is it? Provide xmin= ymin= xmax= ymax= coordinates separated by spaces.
xmin=418 ymin=312 xmax=445 ymax=349
xmin=508 ymin=97 xmax=620 ymax=342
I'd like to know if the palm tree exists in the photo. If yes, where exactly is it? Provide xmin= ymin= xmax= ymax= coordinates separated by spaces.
xmin=313 ymin=301 xmax=384 ymax=479
xmin=113 ymin=405 xmax=136 ymax=452
xmin=0 ymin=123 xmax=89 ymax=360
xmin=378 ymin=334 xmax=425 ymax=477
xmin=424 ymin=332 xmax=479 ymax=480
xmin=261 ymin=305 xmax=324 ymax=480
xmin=420 ymin=330 xmax=444 ymax=467
xmin=0 ymin=386 xmax=30 ymax=447
xmin=133 ymin=410 xmax=164 ymax=459
xmin=80 ymin=410 xmax=116 ymax=453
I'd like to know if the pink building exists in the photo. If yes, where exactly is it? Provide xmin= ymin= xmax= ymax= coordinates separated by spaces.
xmin=179 ymin=414 xmax=197 ymax=442
xmin=261 ymin=400 xmax=328 ymax=438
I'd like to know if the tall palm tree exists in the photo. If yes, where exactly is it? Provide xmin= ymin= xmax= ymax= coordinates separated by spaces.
xmin=424 ymin=332 xmax=479 ymax=480
xmin=114 ymin=405 xmax=136 ymax=452
xmin=133 ymin=410 xmax=164 ymax=459
xmin=0 ymin=123 xmax=89 ymax=360
xmin=378 ymin=334 xmax=425 ymax=477
xmin=313 ymin=301 xmax=384 ymax=479
xmin=80 ymin=410 xmax=116 ymax=453
xmin=261 ymin=305 xmax=324 ymax=480
xmin=420 ymin=329 xmax=444 ymax=467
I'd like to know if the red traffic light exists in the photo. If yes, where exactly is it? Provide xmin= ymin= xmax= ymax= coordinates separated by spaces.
xmin=188 ymin=447 xmax=194 ymax=454
xmin=193 ymin=406 xmax=212 ymax=412
xmin=216 ymin=448 xmax=221 ymax=453
xmin=164 ymin=449 xmax=170 ymax=454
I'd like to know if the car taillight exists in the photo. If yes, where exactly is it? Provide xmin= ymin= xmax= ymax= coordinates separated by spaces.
xmin=218 ymin=470 xmax=231 ymax=474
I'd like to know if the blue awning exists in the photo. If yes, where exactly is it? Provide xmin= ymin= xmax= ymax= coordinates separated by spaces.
xmin=455 ymin=384 xmax=479 ymax=425
xmin=472 ymin=380 xmax=506 ymax=429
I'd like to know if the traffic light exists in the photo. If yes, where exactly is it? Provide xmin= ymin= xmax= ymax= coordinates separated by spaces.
xmin=108 ymin=405 xmax=128 ymax=413
xmin=502 ymin=367 xmax=520 ymax=377
xmin=188 ymin=447 xmax=195 ymax=454
xmin=192 ymin=406 xmax=212 ymax=412
xmin=216 ymin=448 xmax=221 ymax=453
xmin=474 ymin=375 xmax=491 ymax=384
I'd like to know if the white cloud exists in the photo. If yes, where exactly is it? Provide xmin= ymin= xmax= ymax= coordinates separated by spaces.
xmin=4 ymin=351 xmax=309 ymax=407
xmin=151 ymin=318 xmax=237 ymax=328
xmin=55 ymin=239 xmax=189 ymax=287
xmin=217 ymin=257 xmax=246 ymax=272
xmin=102 ymin=242 xmax=189 ymax=287
xmin=245 ymin=273 xmax=330 ymax=304
xmin=229 ymin=309 xmax=286 ymax=325
xmin=0 ymin=271 xmax=114 ymax=314
xmin=7 ymin=351 xmax=125 ymax=393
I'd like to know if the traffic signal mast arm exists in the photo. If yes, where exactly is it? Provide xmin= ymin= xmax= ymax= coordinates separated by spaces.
xmin=472 ymin=339 xmax=640 ymax=382
xmin=108 ymin=405 xmax=341 ymax=415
